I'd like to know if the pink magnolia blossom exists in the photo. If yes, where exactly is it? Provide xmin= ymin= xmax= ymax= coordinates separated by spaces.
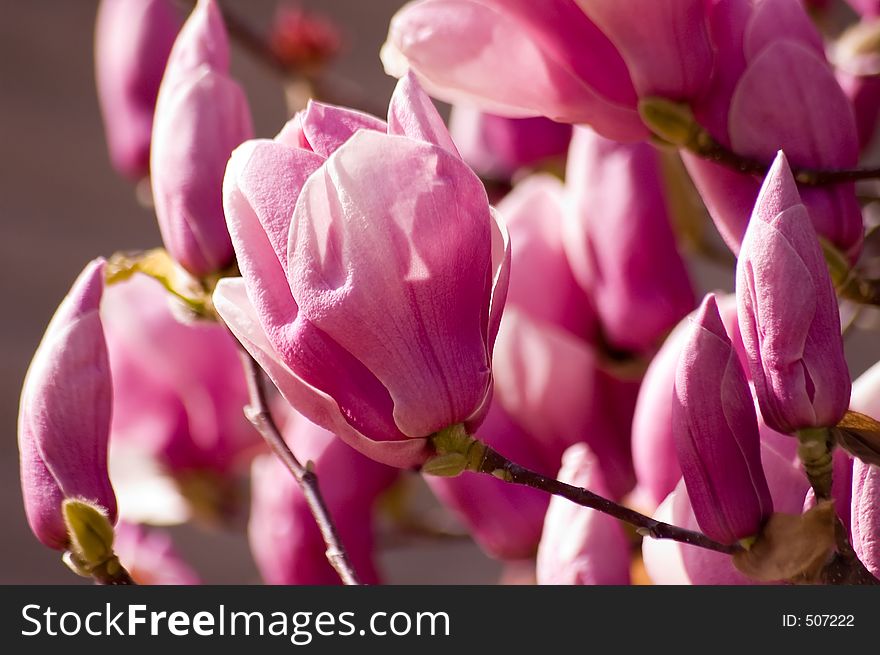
xmin=102 ymin=274 xmax=258 ymax=478
xmin=448 ymin=106 xmax=572 ymax=179
xmin=214 ymin=72 xmax=509 ymax=468
xmin=643 ymin=422 xmax=809 ymax=584
xmin=736 ymin=152 xmax=850 ymax=434
xmin=564 ymin=126 xmax=694 ymax=353
xmin=632 ymin=295 xmax=747 ymax=510
xmin=536 ymin=444 xmax=631 ymax=585
xmin=94 ymin=0 xmax=182 ymax=179
xmin=673 ymin=295 xmax=772 ymax=544
xmin=381 ymin=0 xmax=645 ymax=141
xmin=248 ymin=412 xmax=397 ymax=585
xmin=18 ymin=260 xmax=117 ymax=550
xmin=684 ymin=0 xmax=862 ymax=260
xmin=489 ymin=176 xmax=634 ymax=498
xmin=383 ymin=1 xmax=717 ymax=142
xmin=151 ymin=0 xmax=254 ymax=277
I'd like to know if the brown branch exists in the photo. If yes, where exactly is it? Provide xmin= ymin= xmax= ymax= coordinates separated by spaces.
xmin=428 ymin=427 xmax=737 ymax=554
xmin=643 ymin=99 xmax=880 ymax=186
xmin=821 ymin=516 xmax=880 ymax=585
xmin=238 ymin=350 xmax=361 ymax=585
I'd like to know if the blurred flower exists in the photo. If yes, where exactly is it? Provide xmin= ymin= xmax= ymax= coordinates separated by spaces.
xmin=114 ymin=522 xmax=200 ymax=584
xmin=18 ymin=260 xmax=116 ymax=550
xmin=248 ymin=412 xmax=396 ymax=584
xmin=564 ymin=125 xmax=694 ymax=354
xmin=101 ymin=274 xmax=259 ymax=520
xmin=151 ymin=0 xmax=254 ymax=277
xmin=214 ymin=72 xmax=509 ymax=469
xmin=673 ymin=294 xmax=772 ymax=544
xmin=94 ymin=0 xmax=182 ymax=179
xmin=448 ymin=106 xmax=572 ymax=180
xmin=489 ymin=175 xmax=636 ymax=498
xmin=381 ymin=0 xmax=646 ymax=140
xmin=536 ymin=444 xmax=630 ymax=584
xmin=833 ymin=18 xmax=880 ymax=148
xmin=847 ymin=0 xmax=880 ymax=17
xmin=269 ymin=4 xmax=342 ymax=73
xmin=736 ymin=152 xmax=850 ymax=434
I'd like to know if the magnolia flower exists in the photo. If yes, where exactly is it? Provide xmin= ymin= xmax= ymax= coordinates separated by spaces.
xmin=673 ymin=294 xmax=773 ymax=544
xmin=536 ymin=444 xmax=630 ymax=585
xmin=94 ymin=0 xmax=181 ymax=179
xmin=382 ymin=1 xmax=716 ymax=142
xmin=102 ymin=274 xmax=258 ymax=486
xmin=632 ymin=294 xmax=745 ymax=510
xmin=736 ymin=152 xmax=850 ymax=434
xmin=151 ymin=0 xmax=254 ymax=276
xmin=644 ymin=421 xmax=809 ymax=584
xmin=18 ymin=260 xmax=116 ymax=550
xmin=489 ymin=175 xmax=636 ymax=498
xmin=683 ymin=0 xmax=862 ymax=259
xmin=214 ymin=73 xmax=509 ymax=468
xmin=564 ymin=125 xmax=694 ymax=353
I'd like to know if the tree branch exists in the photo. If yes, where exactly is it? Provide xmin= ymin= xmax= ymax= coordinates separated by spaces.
xmin=237 ymin=350 xmax=361 ymax=585
xmin=476 ymin=445 xmax=740 ymax=555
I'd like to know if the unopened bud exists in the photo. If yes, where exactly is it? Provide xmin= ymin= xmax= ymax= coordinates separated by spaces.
xmin=638 ymin=98 xmax=699 ymax=147
xmin=63 ymin=499 xmax=115 ymax=570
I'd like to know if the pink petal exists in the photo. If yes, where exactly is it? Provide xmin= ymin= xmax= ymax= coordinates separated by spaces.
xmin=730 ymin=40 xmax=858 ymax=169
xmin=382 ymin=0 xmax=645 ymax=141
xmin=163 ymin=0 xmax=229 ymax=82
xmin=388 ymin=71 xmax=460 ymax=156
xmin=213 ymin=278 xmax=429 ymax=468
xmin=223 ymin=139 xmax=322 ymax=342
xmin=300 ymin=100 xmax=387 ymax=157
xmin=575 ymin=0 xmax=714 ymax=100
xmin=497 ymin=174 xmax=596 ymax=339
xmin=536 ymin=444 xmax=631 ymax=584
xmin=288 ymin=130 xmax=493 ymax=438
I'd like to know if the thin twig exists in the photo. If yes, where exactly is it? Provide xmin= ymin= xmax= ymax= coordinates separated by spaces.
xmin=476 ymin=444 xmax=741 ymax=555
xmin=685 ymin=128 xmax=880 ymax=186
xmin=238 ymin=350 xmax=361 ymax=585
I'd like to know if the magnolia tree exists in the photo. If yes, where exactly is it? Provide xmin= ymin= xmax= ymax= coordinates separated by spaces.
xmin=19 ymin=0 xmax=880 ymax=585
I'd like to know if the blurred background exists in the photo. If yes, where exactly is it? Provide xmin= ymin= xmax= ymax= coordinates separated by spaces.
xmin=0 ymin=0 xmax=507 ymax=584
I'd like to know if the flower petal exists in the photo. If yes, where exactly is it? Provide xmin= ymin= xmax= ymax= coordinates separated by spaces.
xmin=388 ymin=71 xmax=460 ymax=156
xmin=300 ymin=100 xmax=387 ymax=157
xmin=288 ymin=130 xmax=493 ymax=438
xmin=214 ymin=278 xmax=429 ymax=468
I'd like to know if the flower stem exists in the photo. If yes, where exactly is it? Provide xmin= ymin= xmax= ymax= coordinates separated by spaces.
xmin=478 ymin=446 xmax=739 ymax=554
xmin=91 ymin=559 xmax=137 ymax=586
xmin=237 ymin=349 xmax=361 ymax=585
xmin=427 ymin=428 xmax=740 ymax=555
